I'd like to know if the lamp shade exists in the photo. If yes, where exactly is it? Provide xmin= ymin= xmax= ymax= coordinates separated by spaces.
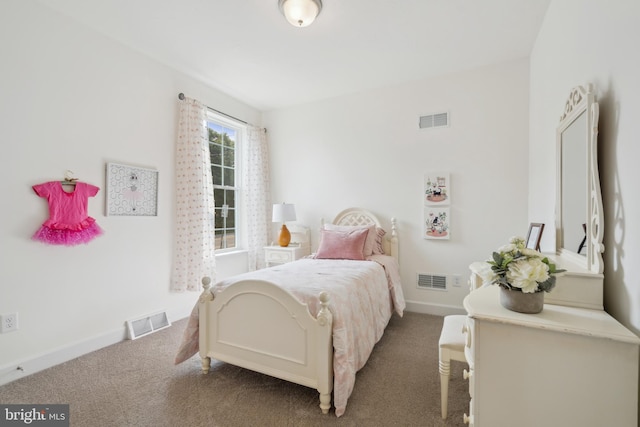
xmin=278 ymin=0 xmax=322 ymax=27
xmin=272 ymin=203 xmax=296 ymax=223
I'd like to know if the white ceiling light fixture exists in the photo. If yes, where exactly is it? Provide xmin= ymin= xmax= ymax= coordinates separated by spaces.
xmin=278 ymin=0 xmax=323 ymax=28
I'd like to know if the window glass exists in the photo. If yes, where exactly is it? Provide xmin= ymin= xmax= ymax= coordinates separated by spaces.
xmin=207 ymin=115 xmax=241 ymax=251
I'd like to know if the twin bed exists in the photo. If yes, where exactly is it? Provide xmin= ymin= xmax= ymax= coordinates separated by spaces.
xmin=175 ymin=208 xmax=405 ymax=417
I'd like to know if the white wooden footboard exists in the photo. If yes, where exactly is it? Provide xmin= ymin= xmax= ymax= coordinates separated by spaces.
xmin=198 ymin=277 xmax=334 ymax=414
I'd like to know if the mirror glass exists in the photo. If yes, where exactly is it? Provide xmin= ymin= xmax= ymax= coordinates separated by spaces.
xmin=560 ymin=111 xmax=587 ymax=256
xmin=555 ymin=84 xmax=604 ymax=274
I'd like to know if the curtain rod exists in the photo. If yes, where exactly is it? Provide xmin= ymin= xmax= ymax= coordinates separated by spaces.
xmin=178 ymin=92 xmax=248 ymax=125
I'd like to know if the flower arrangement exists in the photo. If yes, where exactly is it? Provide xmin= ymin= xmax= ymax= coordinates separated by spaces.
xmin=477 ymin=236 xmax=564 ymax=293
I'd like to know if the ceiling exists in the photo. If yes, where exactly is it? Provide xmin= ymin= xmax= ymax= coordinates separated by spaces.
xmin=37 ymin=0 xmax=551 ymax=111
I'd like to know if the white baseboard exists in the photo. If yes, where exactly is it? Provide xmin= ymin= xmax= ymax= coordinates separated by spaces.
xmin=0 ymin=327 xmax=127 ymax=387
xmin=2 ymin=301 xmax=452 ymax=388
xmin=404 ymin=299 xmax=466 ymax=317
xmin=0 ymin=305 xmax=194 ymax=387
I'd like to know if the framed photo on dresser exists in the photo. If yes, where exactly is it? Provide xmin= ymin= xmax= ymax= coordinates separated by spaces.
xmin=526 ymin=223 xmax=544 ymax=251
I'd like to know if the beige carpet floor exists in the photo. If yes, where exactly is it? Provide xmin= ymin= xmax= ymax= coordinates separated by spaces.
xmin=0 ymin=311 xmax=468 ymax=426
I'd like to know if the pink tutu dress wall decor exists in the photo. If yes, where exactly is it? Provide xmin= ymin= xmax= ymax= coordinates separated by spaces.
xmin=32 ymin=181 xmax=104 ymax=246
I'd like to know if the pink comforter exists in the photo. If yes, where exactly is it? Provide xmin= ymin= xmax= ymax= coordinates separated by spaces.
xmin=174 ymin=255 xmax=405 ymax=417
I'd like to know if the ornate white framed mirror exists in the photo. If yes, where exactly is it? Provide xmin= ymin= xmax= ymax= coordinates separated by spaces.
xmin=555 ymin=84 xmax=604 ymax=274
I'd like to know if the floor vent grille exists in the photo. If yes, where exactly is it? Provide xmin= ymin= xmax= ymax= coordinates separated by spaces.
xmin=419 ymin=112 xmax=449 ymax=129
xmin=417 ymin=273 xmax=447 ymax=291
xmin=126 ymin=311 xmax=171 ymax=340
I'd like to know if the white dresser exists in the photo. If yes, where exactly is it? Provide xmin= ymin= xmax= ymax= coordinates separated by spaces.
xmin=462 ymin=285 xmax=640 ymax=427
xmin=457 ymin=83 xmax=640 ymax=426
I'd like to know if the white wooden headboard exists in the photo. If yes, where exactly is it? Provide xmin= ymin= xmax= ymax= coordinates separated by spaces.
xmin=287 ymin=224 xmax=310 ymax=249
xmin=321 ymin=208 xmax=398 ymax=261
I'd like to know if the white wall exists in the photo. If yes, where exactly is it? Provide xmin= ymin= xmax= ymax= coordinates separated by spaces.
xmin=264 ymin=59 xmax=530 ymax=314
xmin=0 ymin=1 xmax=259 ymax=384
xmin=529 ymin=0 xmax=640 ymax=334
xmin=6 ymin=0 xmax=596 ymax=388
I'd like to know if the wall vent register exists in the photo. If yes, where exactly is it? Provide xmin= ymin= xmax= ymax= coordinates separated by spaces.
xmin=126 ymin=311 xmax=171 ymax=340
xmin=419 ymin=112 xmax=449 ymax=129
xmin=417 ymin=273 xmax=447 ymax=290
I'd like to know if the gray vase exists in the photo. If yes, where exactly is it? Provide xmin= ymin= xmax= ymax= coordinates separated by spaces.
xmin=499 ymin=287 xmax=544 ymax=314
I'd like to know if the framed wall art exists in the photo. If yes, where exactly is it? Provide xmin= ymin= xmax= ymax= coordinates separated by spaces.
xmin=105 ymin=162 xmax=159 ymax=216
xmin=424 ymin=207 xmax=450 ymax=240
xmin=424 ymin=172 xmax=450 ymax=205
xmin=424 ymin=172 xmax=450 ymax=239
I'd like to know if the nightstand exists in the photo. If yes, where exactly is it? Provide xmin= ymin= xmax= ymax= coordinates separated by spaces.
xmin=265 ymin=225 xmax=311 ymax=267
xmin=264 ymin=244 xmax=310 ymax=267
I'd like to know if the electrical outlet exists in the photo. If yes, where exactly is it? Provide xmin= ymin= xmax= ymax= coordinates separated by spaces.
xmin=0 ymin=313 xmax=18 ymax=333
xmin=451 ymin=275 xmax=462 ymax=287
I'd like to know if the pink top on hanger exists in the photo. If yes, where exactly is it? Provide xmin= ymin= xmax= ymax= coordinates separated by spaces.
xmin=32 ymin=181 xmax=103 ymax=246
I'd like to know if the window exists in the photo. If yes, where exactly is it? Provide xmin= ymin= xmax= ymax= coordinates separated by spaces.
xmin=207 ymin=113 xmax=243 ymax=252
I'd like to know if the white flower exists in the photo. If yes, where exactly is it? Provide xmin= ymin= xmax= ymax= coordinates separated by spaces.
xmin=486 ymin=237 xmax=563 ymax=293
xmin=506 ymin=258 xmax=550 ymax=293
xmin=470 ymin=261 xmax=497 ymax=286
xmin=498 ymin=243 xmax=517 ymax=253
xmin=509 ymin=236 xmax=526 ymax=248
xmin=521 ymin=248 xmax=543 ymax=257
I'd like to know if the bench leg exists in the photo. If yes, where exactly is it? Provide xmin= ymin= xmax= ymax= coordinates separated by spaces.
xmin=439 ymin=348 xmax=451 ymax=419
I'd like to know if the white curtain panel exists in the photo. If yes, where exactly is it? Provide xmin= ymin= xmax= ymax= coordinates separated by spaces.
xmin=171 ymin=96 xmax=216 ymax=292
xmin=243 ymin=126 xmax=271 ymax=270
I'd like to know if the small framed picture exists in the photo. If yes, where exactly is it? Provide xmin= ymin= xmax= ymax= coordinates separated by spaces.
xmin=424 ymin=172 xmax=450 ymax=206
xmin=526 ymin=223 xmax=544 ymax=251
xmin=424 ymin=207 xmax=450 ymax=240
xmin=105 ymin=162 xmax=159 ymax=216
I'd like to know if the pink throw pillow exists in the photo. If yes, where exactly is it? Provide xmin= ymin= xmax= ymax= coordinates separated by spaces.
xmin=323 ymin=223 xmax=387 ymax=255
xmin=323 ymin=224 xmax=376 ymax=256
xmin=373 ymin=227 xmax=386 ymax=254
xmin=315 ymin=228 xmax=369 ymax=260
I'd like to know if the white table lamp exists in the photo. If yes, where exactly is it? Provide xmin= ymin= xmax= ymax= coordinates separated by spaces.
xmin=272 ymin=203 xmax=297 ymax=247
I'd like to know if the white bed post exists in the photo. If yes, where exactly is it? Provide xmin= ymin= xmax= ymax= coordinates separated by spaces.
xmin=389 ymin=217 xmax=398 ymax=260
xmin=316 ymin=291 xmax=333 ymax=414
xmin=199 ymin=276 xmax=213 ymax=374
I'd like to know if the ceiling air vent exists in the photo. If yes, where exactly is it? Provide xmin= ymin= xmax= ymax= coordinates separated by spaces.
xmin=419 ymin=112 xmax=449 ymax=129
xmin=417 ymin=273 xmax=447 ymax=291
xmin=126 ymin=311 xmax=171 ymax=340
